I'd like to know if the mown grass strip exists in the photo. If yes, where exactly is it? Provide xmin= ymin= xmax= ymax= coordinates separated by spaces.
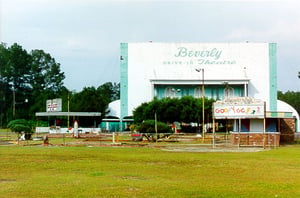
xmin=0 ymin=145 xmax=299 ymax=197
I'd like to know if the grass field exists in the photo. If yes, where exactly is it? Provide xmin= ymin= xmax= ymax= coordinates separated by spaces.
xmin=1 ymin=142 xmax=300 ymax=198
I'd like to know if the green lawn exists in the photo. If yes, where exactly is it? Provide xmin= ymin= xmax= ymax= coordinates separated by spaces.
xmin=0 ymin=144 xmax=299 ymax=198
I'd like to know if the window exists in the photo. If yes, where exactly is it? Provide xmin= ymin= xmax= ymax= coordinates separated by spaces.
xmin=224 ymin=86 xmax=234 ymax=98
xmin=194 ymin=87 xmax=203 ymax=98
xmin=165 ymin=87 xmax=180 ymax=98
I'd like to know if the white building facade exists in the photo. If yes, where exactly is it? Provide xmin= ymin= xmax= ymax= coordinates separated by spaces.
xmin=119 ymin=42 xmax=298 ymax=138
xmin=120 ymin=42 xmax=277 ymax=117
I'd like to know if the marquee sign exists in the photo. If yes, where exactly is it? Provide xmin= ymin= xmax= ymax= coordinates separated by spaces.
xmin=46 ymin=98 xmax=62 ymax=112
xmin=213 ymin=98 xmax=265 ymax=119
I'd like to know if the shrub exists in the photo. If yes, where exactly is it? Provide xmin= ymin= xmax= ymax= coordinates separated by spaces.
xmin=137 ymin=120 xmax=173 ymax=133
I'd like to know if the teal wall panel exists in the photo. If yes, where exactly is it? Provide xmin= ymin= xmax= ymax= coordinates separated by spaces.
xmin=120 ymin=43 xmax=128 ymax=121
xmin=269 ymin=43 xmax=277 ymax=111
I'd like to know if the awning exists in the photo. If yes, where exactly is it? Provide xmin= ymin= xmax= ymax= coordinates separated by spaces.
xmin=150 ymin=79 xmax=249 ymax=85
xmin=35 ymin=112 xmax=101 ymax=117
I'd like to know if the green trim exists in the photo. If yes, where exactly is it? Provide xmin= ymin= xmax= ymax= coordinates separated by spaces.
xmin=120 ymin=43 xmax=128 ymax=121
xmin=266 ymin=111 xmax=293 ymax=118
xmin=269 ymin=43 xmax=277 ymax=111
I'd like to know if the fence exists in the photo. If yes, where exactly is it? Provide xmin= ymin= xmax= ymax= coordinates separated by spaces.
xmin=1 ymin=130 xmax=299 ymax=147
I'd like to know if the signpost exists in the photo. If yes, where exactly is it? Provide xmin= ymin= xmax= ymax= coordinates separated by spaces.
xmin=46 ymin=98 xmax=62 ymax=134
xmin=46 ymin=98 xmax=62 ymax=112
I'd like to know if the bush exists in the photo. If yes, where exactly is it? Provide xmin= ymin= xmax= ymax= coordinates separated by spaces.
xmin=137 ymin=120 xmax=173 ymax=133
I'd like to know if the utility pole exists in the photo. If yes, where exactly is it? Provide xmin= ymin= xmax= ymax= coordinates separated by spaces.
xmin=13 ymin=85 xmax=16 ymax=118
xmin=68 ymin=93 xmax=70 ymax=128
xmin=12 ymin=85 xmax=28 ymax=119
xmin=195 ymin=68 xmax=205 ymax=142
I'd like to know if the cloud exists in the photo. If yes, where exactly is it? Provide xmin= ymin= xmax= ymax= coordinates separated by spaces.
xmin=225 ymin=19 xmax=300 ymax=43
xmin=1 ymin=0 xmax=300 ymax=91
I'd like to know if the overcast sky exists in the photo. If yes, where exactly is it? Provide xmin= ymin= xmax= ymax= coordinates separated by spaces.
xmin=1 ymin=0 xmax=299 ymax=92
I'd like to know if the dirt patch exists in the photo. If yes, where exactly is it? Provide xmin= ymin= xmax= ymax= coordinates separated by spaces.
xmin=0 ymin=179 xmax=16 ymax=183
xmin=161 ymin=146 xmax=268 ymax=152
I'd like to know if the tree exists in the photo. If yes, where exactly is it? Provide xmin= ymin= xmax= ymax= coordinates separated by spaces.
xmin=159 ymin=97 xmax=180 ymax=123
xmin=71 ymin=87 xmax=102 ymax=112
xmin=27 ymin=49 xmax=66 ymax=118
xmin=0 ymin=44 xmax=10 ymax=126
xmin=0 ymin=43 xmax=66 ymax=125
xmin=70 ymin=82 xmax=119 ymax=113
xmin=29 ymin=49 xmax=65 ymax=93
xmin=1 ymin=43 xmax=31 ymax=90
xmin=179 ymin=96 xmax=201 ymax=123
xmin=97 ymin=82 xmax=120 ymax=102
xmin=0 ymin=43 xmax=31 ymax=121
xmin=133 ymin=96 xmax=214 ymax=127
xmin=68 ymin=83 xmax=119 ymax=126
xmin=132 ymin=102 xmax=149 ymax=123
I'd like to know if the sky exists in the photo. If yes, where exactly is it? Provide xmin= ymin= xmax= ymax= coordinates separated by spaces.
xmin=0 ymin=0 xmax=299 ymax=92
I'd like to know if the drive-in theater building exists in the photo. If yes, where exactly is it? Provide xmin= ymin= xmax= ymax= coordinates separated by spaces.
xmin=105 ymin=42 xmax=299 ymax=145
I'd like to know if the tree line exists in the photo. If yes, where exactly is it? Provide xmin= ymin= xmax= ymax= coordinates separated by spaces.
xmin=0 ymin=43 xmax=119 ymax=127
